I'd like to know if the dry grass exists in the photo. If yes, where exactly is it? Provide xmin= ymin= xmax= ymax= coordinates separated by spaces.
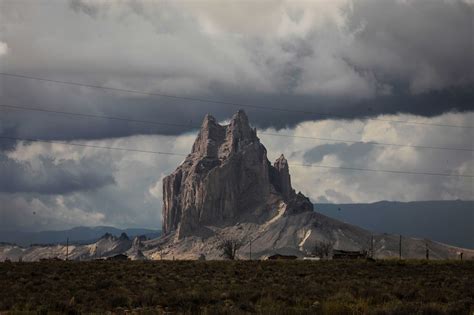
xmin=0 ymin=260 xmax=473 ymax=314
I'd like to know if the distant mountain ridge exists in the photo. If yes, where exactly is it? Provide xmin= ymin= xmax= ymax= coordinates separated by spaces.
xmin=0 ymin=232 xmax=149 ymax=262
xmin=315 ymin=200 xmax=474 ymax=249
xmin=0 ymin=226 xmax=161 ymax=247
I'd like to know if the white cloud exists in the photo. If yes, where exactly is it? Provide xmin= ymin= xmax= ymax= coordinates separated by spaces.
xmin=0 ymin=41 xmax=7 ymax=56
xmin=260 ymin=111 xmax=474 ymax=203
xmin=148 ymin=179 xmax=162 ymax=200
xmin=1 ymin=111 xmax=472 ymax=231
xmin=0 ymin=195 xmax=106 ymax=231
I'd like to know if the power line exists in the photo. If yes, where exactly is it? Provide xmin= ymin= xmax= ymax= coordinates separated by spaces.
xmin=0 ymin=104 xmax=194 ymax=129
xmin=2 ymin=103 xmax=473 ymax=153
xmin=0 ymin=136 xmax=188 ymax=157
xmin=260 ymin=132 xmax=474 ymax=152
xmin=1 ymin=72 xmax=473 ymax=129
xmin=290 ymin=163 xmax=473 ymax=178
xmin=1 ymin=135 xmax=472 ymax=178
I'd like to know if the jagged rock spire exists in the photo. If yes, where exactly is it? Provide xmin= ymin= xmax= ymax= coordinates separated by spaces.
xmin=228 ymin=110 xmax=256 ymax=141
xmin=273 ymin=154 xmax=295 ymax=201
xmin=190 ymin=110 xmax=258 ymax=159
xmin=191 ymin=114 xmax=225 ymax=158
xmin=162 ymin=110 xmax=312 ymax=238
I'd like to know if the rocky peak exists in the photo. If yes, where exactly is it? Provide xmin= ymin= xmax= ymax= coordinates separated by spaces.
xmin=119 ymin=233 xmax=130 ymax=241
xmin=227 ymin=110 xmax=256 ymax=141
xmin=189 ymin=110 xmax=259 ymax=161
xmin=219 ymin=110 xmax=258 ymax=157
xmin=272 ymin=154 xmax=295 ymax=201
xmin=162 ymin=110 xmax=312 ymax=238
xmin=274 ymin=154 xmax=289 ymax=168
xmin=100 ymin=233 xmax=114 ymax=240
xmin=191 ymin=114 xmax=225 ymax=158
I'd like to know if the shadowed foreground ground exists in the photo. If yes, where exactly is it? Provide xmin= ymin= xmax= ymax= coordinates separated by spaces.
xmin=0 ymin=260 xmax=473 ymax=314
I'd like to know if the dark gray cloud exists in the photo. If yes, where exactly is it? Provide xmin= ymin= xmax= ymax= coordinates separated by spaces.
xmin=0 ymin=0 xmax=473 ymax=143
xmin=0 ymin=0 xmax=473 ymax=232
xmin=1 ymin=78 xmax=472 ymax=143
xmin=344 ymin=0 xmax=474 ymax=93
xmin=0 ymin=154 xmax=115 ymax=194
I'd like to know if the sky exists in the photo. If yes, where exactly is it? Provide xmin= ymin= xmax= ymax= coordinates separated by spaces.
xmin=0 ymin=0 xmax=473 ymax=231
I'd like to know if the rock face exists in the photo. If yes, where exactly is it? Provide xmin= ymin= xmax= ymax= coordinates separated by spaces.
xmin=162 ymin=110 xmax=313 ymax=238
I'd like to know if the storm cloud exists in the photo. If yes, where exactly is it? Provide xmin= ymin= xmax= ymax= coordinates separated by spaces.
xmin=0 ymin=154 xmax=115 ymax=194
xmin=0 ymin=0 xmax=472 ymax=231
xmin=0 ymin=0 xmax=473 ymax=142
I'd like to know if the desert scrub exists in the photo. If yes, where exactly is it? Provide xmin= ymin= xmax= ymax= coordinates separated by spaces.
xmin=0 ymin=260 xmax=472 ymax=314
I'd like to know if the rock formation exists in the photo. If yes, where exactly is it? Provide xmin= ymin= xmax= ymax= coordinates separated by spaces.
xmin=2 ymin=110 xmax=472 ymax=261
xmin=162 ymin=110 xmax=313 ymax=238
xmin=155 ymin=111 xmax=473 ymax=260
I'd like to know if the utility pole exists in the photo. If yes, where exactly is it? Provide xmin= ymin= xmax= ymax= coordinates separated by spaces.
xmin=399 ymin=235 xmax=402 ymax=260
xmin=370 ymin=235 xmax=374 ymax=259
xmin=249 ymin=238 xmax=252 ymax=261
xmin=425 ymin=241 xmax=429 ymax=260
xmin=66 ymin=237 xmax=69 ymax=261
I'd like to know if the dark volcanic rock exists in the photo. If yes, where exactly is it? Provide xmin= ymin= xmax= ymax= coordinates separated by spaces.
xmin=162 ymin=110 xmax=313 ymax=238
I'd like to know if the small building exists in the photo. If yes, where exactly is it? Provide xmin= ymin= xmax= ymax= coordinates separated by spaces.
xmin=303 ymin=256 xmax=321 ymax=261
xmin=266 ymin=254 xmax=298 ymax=260
xmin=332 ymin=250 xmax=367 ymax=260
xmin=106 ymin=254 xmax=129 ymax=261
